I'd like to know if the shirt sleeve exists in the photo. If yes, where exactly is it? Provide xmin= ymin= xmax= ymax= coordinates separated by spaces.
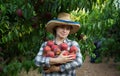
xmin=60 ymin=41 xmax=83 ymax=72
xmin=34 ymin=42 xmax=50 ymax=67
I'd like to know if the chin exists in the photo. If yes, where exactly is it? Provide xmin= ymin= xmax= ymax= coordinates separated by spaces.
xmin=58 ymin=34 xmax=68 ymax=39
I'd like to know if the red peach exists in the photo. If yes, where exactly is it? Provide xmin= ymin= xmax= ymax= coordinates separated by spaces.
xmin=54 ymin=48 xmax=61 ymax=55
xmin=51 ymin=45 xmax=59 ymax=51
xmin=47 ymin=40 xmax=54 ymax=47
xmin=69 ymin=46 xmax=77 ymax=53
xmin=43 ymin=46 xmax=51 ymax=53
xmin=16 ymin=9 xmax=23 ymax=17
xmin=60 ymin=43 xmax=68 ymax=50
xmin=62 ymin=51 xmax=69 ymax=56
xmin=46 ymin=51 xmax=55 ymax=57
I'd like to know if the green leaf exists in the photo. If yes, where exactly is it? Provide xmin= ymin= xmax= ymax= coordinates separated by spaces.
xmin=14 ymin=29 xmax=19 ymax=37
xmin=22 ymin=60 xmax=33 ymax=73
xmin=0 ymin=4 xmax=6 ymax=15
xmin=8 ymin=32 xmax=12 ymax=41
xmin=3 ymin=61 xmax=22 ymax=76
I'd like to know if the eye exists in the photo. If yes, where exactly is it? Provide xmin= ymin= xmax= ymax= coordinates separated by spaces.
xmin=66 ymin=27 xmax=71 ymax=30
xmin=59 ymin=25 xmax=71 ymax=30
xmin=60 ymin=26 xmax=64 ymax=29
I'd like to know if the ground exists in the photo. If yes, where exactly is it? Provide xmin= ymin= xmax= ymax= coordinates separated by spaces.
xmin=76 ymin=56 xmax=120 ymax=76
xmin=19 ymin=56 xmax=120 ymax=76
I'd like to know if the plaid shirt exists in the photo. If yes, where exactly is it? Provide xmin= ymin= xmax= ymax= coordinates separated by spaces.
xmin=34 ymin=38 xmax=83 ymax=76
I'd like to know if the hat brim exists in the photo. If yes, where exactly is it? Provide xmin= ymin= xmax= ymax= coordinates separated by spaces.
xmin=46 ymin=19 xmax=80 ymax=34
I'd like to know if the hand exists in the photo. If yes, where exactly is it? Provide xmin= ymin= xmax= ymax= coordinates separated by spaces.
xmin=44 ymin=65 xmax=60 ymax=73
xmin=57 ymin=51 xmax=74 ymax=64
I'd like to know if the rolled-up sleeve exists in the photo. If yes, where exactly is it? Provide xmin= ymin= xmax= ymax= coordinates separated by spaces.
xmin=34 ymin=42 xmax=50 ymax=67
xmin=60 ymin=41 xmax=83 ymax=72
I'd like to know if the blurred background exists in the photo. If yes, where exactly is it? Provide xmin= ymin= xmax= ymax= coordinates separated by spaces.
xmin=0 ymin=0 xmax=120 ymax=76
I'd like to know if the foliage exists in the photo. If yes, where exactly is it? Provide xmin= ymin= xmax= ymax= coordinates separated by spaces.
xmin=0 ymin=0 xmax=120 ymax=75
xmin=71 ymin=0 xmax=120 ymax=62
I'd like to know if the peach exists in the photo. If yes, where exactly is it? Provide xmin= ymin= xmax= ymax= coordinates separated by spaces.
xmin=60 ymin=43 xmax=68 ymax=50
xmin=51 ymin=45 xmax=59 ymax=51
xmin=46 ymin=51 xmax=55 ymax=57
xmin=54 ymin=48 xmax=61 ymax=55
xmin=43 ymin=46 xmax=51 ymax=53
xmin=69 ymin=46 xmax=77 ymax=53
xmin=16 ymin=9 xmax=23 ymax=17
xmin=62 ymin=51 xmax=69 ymax=56
xmin=47 ymin=40 xmax=54 ymax=47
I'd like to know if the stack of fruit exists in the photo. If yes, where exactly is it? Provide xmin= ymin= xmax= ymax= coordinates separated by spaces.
xmin=43 ymin=40 xmax=77 ymax=59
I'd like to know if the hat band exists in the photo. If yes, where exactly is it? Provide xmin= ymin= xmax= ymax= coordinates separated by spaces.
xmin=52 ymin=18 xmax=80 ymax=25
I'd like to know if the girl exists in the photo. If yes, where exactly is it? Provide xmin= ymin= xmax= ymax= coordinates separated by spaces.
xmin=34 ymin=12 xmax=83 ymax=76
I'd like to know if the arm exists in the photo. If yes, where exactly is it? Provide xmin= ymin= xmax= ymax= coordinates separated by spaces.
xmin=60 ymin=41 xmax=83 ymax=72
xmin=34 ymin=42 xmax=71 ymax=67
xmin=49 ymin=51 xmax=74 ymax=65
xmin=44 ymin=41 xmax=83 ymax=73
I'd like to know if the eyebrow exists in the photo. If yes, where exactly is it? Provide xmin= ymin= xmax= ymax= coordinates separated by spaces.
xmin=60 ymin=25 xmax=72 ymax=28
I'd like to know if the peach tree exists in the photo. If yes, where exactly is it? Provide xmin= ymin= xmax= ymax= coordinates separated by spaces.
xmin=71 ymin=0 xmax=120 ymax=63
xmin=0 ymin=0 xmax=119 ymax=76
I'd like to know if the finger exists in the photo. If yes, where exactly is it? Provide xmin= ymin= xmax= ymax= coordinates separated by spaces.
xmin=68 ymin=54 xmax=74 ymax=57
xmin=67 ymin=56 xmax=75 ymax=61
xmin=68 ymin=55 xmax=76 ymax=60
xmin=60 ymin=50 xmax=67 ymax=54
xmin=65 ymin=55 xmax=73 ymax=59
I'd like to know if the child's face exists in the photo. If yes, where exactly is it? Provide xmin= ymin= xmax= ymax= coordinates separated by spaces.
xmin=55 ymin=25 xmax=71 ymax=39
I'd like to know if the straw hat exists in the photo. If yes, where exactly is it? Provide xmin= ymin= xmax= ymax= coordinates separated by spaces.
xmin=45 ymin=12 xmax=80 ymax=34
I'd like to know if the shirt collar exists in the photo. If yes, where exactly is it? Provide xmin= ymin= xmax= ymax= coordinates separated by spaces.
xmin=53 ymin=38 xmax=69 ymax=45
xmin=63 ymin=38 xmax=69 ymax=43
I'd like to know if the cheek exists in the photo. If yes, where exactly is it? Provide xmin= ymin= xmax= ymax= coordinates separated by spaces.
xmin=56 ymin=28 xmax=62 ymax=33
xmin=56 ymin=29 xmax=61 ymax=35
xmin=67 ymin=30 xmax=70 ymax=33
xmin=66 ymin=30 xmax=70 ymax=35
xmin=56 ymin=28 xmax=70 ymax=35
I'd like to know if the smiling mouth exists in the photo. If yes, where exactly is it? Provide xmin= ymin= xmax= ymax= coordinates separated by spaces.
xmin=62 ymin=34 xmax=67 ymax=36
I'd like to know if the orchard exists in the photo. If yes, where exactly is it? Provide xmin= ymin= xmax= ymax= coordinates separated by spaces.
xmin=0 ymin=0 xmax=120 ymax=76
